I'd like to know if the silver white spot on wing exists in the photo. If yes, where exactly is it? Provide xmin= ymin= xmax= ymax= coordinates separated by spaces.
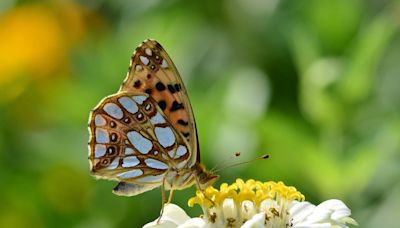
xmin=127 ymin=131 xmax=153 ymax=154
xmin=176 ymin=160 xmax=187 ymax=169
xmin=118 ymin=96 xmax=138 ymax=114
xmin=176 ymin=145 xmax=188 ymax=157
xmin=150 ymin=111 xmax=166 ymax=125
xmin=135 ymin=64 xmax=143 ymax=72
xmin=144 ymin=158 xmax=168 ymax=170
xmin=145 ymin=48 xmax=152 ymax=56
xmin=132 ymin=95 xmax=147 ymax=104
xmin=122 ymin=156 xmax=140 ymax=167
xmin=168 ymin=145 xmax=188 ymax=158
xmin=94 ymin=115 xmax=106 ymax=126
xmin=95 ymin=129 xmax=109 ymax=143
xmin=103 ymin=103 xmax=123 ymax=119
xmin=140 ymin=56 xmax=150 ymax=65
xmin=118 ymin=169 xmax=143 ymax=179
xmin=107 ymin=158 xmax=119 ymax=170
xmin=155 ymin=126 xmax=175 ymax=148
xmin=168 ymin=150 xmax=174 ymax=158
xmin=94 ymin=144 xmax=106 ymax=158
xmin=124 ymin=147 xmax=134 ymax=155
xmin=161 ymin=59 xmax=168 ymax=68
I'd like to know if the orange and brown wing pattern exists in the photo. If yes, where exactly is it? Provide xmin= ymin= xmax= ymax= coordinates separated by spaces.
xmin=88 ymin=92 xmax=191 ymax=184
xmin=119 ymin=40 xmax=199 ymax=165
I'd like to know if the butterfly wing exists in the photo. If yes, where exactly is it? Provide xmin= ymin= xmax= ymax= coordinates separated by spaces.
xmin=119 ymin=39 xmax=199 ymax=167
xmin=88 ymin=93 xmax=191 ymax=188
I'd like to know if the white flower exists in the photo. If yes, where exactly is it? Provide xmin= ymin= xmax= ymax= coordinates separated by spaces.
xmin=143 ymin=204 xmax=191 ymax=228
xmin=144 ymin=179 xmax=358 ymax=228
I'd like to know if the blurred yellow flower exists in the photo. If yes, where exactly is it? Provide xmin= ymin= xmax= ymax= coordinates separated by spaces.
xmin=0 ymin=2 xmax=88 ymax=102
xmin=0 ymin=5 xmax=65 ymax=79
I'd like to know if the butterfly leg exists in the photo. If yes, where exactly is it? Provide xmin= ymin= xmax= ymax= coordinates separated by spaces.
xmin=167 ymin=185 xmax=174 ymax=204
xmin=194 ymin=176 xmax=215 ymax=206
xmin=157 ymin=176 xmax=167 ymax=223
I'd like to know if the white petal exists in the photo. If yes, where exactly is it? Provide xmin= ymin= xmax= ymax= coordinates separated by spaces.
xmin=143 ymin=204 xmax=190 ymax=228
xmin=289 ymin=201 xmax=316 ymax=224
xmin=290 ymin=200 xmax=357 ymax=227
xmin=178 ymin=218 xmax=208 ymax=228
xmin=143 ymin=220 xmax=178 ymax=228
xmin=292 ymin=223 xmax=331 ymax=228
xmin=306 ymin=201 xmax=344 ymax=223
xmin=259 ymin=199 xmax=278 ymax=212
xmin=318 ymin=199 xmax=351 ymax=220
xmin=222 ymin=198 xmax=237 ymax=225
xmin=207 ymin=207 xmax=224 ymax=227
xmin=240 ymin=200 xmax=257 ymax=222
xmin=241 ymin=212 xmax=265 ymax=228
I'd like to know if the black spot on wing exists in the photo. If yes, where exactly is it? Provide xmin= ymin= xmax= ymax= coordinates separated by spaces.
xmin=174 ymin=83 xmax=182 ymax=92
xmin=168 ymin=84 xmax=176 ymax=94
xmin=156 ymin=82 xmax=166 ymax=91
xmin=155 ymin=42 xmax=163 ymax=49
xmin=134 ymin=80 xmax=141 ymax=88
xmin=158 ymin=100 xmax=167 ymax=111
xmin=177 ymin=119 xmax=188 ymax=126
xmin=170 ymin=101 xmax=184 ymax=112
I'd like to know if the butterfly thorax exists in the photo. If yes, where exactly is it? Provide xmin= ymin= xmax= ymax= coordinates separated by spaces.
xmin=165 ymin=162 xmax=218 ymax=191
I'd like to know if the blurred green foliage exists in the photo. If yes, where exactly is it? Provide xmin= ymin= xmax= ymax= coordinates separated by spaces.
xmin=0 ymin=0 xmax=399 ymax=227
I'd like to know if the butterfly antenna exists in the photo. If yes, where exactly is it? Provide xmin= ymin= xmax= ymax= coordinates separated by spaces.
xmin=210 ymin=152 xmax=241 ymax=173
xmin=213 ymin=154 xmax=269 ymax=173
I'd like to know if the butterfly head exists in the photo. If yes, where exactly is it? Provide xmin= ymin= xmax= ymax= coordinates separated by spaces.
xmin=194 ymin=163 xmax=219 ymax=190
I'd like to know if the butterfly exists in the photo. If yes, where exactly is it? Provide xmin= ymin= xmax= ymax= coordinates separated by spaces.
xmin=88 ymin=39 xmax=218 ymax=205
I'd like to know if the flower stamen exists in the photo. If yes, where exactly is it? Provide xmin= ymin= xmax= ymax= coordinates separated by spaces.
xmin=188 ymin=179 xmax=305 ymax=226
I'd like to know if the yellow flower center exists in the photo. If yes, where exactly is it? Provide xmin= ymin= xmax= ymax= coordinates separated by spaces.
xmin=189 ymin=178 xmax=305 ymax=208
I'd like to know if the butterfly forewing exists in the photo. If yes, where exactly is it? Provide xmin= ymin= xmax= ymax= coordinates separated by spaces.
xmin=88 ymin=92 xmax=191 ymax=185
xmin=119 ymin=40 xmax=199 ymax=166
xmin=88 ymin=39 xmax=218 ymax=199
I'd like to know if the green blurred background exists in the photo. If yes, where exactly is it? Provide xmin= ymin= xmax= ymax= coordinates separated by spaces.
xmin=1 ymin=0 xmax=400 ymax=227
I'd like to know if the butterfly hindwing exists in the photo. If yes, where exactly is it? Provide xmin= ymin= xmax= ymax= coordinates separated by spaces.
xmin=119 ymin=39 xmax=199 ymax=166
xmin=88 ymin=92 xmax=191 ymax=185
